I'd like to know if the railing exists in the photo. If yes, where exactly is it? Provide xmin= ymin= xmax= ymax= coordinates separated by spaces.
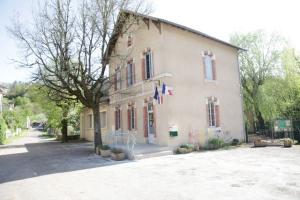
xmin=106 ymin=130 xmax=137 ymax=158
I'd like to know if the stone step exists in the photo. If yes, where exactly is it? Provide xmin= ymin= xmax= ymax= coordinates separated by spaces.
xmin=134 ymin=150 xmax=173 ymax=160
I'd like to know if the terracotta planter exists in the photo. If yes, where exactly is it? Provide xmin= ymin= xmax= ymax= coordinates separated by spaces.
xmin=283 ymin=139 xmax=292 ymax=148
xmin=111 ymin=152 xmax=126 ymax=161
xmin=177 ymin=147 xmax=193 ymax=154
xmin=100 ymin=149 xmax=111 ymax=157
xmin=254 ymin=139 xmax=267 ymax=147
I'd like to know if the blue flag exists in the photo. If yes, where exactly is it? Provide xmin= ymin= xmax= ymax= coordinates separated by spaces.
xmin=154 ymin=86 xmax=159 ymax=100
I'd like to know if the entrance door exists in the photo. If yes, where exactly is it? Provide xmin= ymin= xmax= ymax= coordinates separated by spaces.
xmin=147 ymin=103 xmax=155 ymax=144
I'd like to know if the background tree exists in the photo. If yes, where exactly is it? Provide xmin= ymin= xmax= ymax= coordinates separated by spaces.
xmin=28 ymin=84 xmax=81 ymax=142
xmin=8 ymin=0 xmax=151 ymax=149
xmin=230 ymin=31 xmax=285 ymax=131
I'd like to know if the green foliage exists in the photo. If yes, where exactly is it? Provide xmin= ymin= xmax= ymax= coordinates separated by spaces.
xmin=207 ymin=138 xmax=225 ymax=150
xmin=230 ymin=31 xmax=287 ymax=130
xmin=179 ymin=144 xmax=194 ymax=150
xmin=14 ymin=97 xmax=30 ymax=106
xmin=6 ymin=81 xmax=28 ymax=100
xmin=0 ymin=116 xmax=8 ymax=144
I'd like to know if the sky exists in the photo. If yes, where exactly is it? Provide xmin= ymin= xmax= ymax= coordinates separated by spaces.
xmin=0 ymin=0 xmax=300 ymax=83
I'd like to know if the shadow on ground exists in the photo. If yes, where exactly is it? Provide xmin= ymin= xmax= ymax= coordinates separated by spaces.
xmin=0 ymin=141 xmax=131 ymax=184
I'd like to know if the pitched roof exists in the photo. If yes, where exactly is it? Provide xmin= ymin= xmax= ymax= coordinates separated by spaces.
xmin=121 ymin=10 xmax=244 ymax=51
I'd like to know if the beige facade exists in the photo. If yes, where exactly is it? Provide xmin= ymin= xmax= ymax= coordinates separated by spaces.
xmin=80 ymin=11 xmax=245 ymax=148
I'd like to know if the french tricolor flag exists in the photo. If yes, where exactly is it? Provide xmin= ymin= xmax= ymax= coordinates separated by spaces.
xmin=162 ymin=83 xmax=173 ymax=96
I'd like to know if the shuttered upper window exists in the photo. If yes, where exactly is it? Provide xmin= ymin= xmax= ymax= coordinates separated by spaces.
xmin=145 ymin=51 xmax=153 ymax=79
xmin=127 ymin=60 xmax=135 ymax=86
xmin=142 ymin=49 xmax=154 ymax=80
xmin=203 ymin=51 xmax=216 ymax=80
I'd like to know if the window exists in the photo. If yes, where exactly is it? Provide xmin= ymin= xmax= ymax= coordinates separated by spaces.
xmin=127 ymin=105 xmax=136 ymax=130
xmin=127 ymin=60 xmax=135 ymax=86
xmin=127 ymin=34 xmax=132 ymax=47
xmin=208 ymin=100 xmax=216 ymax=127
xmin=204 ymin=55 xmax=213 ymax=80
xmin=207 ymin=97 xmax=220 ymax=127
xmin=100 ymin=111 xmax=107 ymax=129
xmin=114 ymin=67 xmax=121 ymax=91
xmin=115 ymin=107 xmax=121 ymax=130
xmin=203 ymin=51 xmax=216 ymax=80
xmin=145 ymin=51 xmax=153 ymax=79
xmin=88 ymin=114 xmax=93 ymax=128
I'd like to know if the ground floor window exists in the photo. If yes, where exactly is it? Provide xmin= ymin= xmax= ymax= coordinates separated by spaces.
xmin=128 ymin=104 xmax=136 ymax=130
xmin=115 ymin=107 xmax=121 ymax=130
xmin=100 ymin=111 xmax=107 ymax=129
xmin=207 ymin=97 xmax=219 ymax=127
xmin=88 ymin=114 xmax=93 ymax=128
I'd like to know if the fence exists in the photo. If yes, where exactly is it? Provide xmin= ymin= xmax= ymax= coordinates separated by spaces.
xmin=247 ymin=120 xmax=300 ymax=143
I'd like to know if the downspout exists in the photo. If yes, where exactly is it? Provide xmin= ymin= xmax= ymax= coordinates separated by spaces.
xmin=236 ymin=50 xmax=247 ymax=142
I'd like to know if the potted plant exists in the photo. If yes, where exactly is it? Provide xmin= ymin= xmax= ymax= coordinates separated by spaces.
xmin=283 ymin=138 xmax=293 ymax=148
xmin=176 ymin=144 xmax=194 ymax=154
xmin=231 ymin=139 xmax=239 ymax=146
xmin=100 ymin=145 xmax=111 ymax=157
xmin=111 ymin=148 xmax=126 ymax=161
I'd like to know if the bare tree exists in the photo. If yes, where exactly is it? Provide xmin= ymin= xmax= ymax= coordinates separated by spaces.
xmin=8 ymin=0 xmax=151 ymax=149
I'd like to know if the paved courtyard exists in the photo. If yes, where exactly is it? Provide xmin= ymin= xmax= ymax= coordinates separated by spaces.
xmin=0 ymin=132 xmax=300 ymax=200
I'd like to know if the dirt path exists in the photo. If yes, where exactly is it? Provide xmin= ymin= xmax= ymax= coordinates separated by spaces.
xmin=8 ymin=129 xmax=52 ymax=145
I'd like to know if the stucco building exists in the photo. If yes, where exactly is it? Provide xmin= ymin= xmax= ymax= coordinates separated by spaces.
xmin=80 ymin=10 xmax=245 ymax=148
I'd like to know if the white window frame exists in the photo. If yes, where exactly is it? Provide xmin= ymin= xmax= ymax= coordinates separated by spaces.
xmin=145 ymin=51 xmax=153 ymax=79
xmin=116 ymin=108 xmax=121 ymax=130
xmin=130 ymin=106 xmax=135 ymax=130
xmin=204 ymin=55 xmax=213 ymax=80
xmin=100 ymin=111 xmax=107 ymax=129
xmin=127 ymin=61 xmax=134 ymax=86
xmin=88 ymin=114 xmax=93 ymax=129
xmin=208 ymin=101 xmax=216 ymax=127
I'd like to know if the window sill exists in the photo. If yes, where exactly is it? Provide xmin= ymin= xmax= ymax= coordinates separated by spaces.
xmin=204 ymin=79 xmax=218 ymax=84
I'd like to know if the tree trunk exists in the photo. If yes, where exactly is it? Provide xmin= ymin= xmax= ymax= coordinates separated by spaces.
xmin=61 ymin=106 xmax=69 ymax=143
xmin=61 ymin=118 xmax=68 ymax=143
xmin=92 ymin=103 xmax=102 ymax=152
xmin=254 ymin=104 xmax=265 ymax=131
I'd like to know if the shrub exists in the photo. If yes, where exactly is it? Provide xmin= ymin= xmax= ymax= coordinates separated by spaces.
xmin=231 ymin=139 xmax=239 ymax=146
xmin=207 ymin=138 xmax=225 ymax=150
xmin=100 ymin=144 xmax=111 ymax=150
xmin=180 ymin=144 xmax=194 ymax=150
xmin=0 ymin=116 xmax=8 ymax=144
xmin=175 ymin=144 xmax=194 ymax=154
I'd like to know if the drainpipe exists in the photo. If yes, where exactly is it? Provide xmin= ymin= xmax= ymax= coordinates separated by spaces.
xmin=236 ymin=50 xmax=247 ymax=143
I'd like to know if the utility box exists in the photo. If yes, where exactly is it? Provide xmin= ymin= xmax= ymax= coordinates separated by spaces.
xmin=169 ymin=126 xmax=178 ymax=137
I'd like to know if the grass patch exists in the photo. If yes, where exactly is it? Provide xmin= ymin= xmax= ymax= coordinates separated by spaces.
xmin=3 ymin=130 xmax=28 ymax=144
